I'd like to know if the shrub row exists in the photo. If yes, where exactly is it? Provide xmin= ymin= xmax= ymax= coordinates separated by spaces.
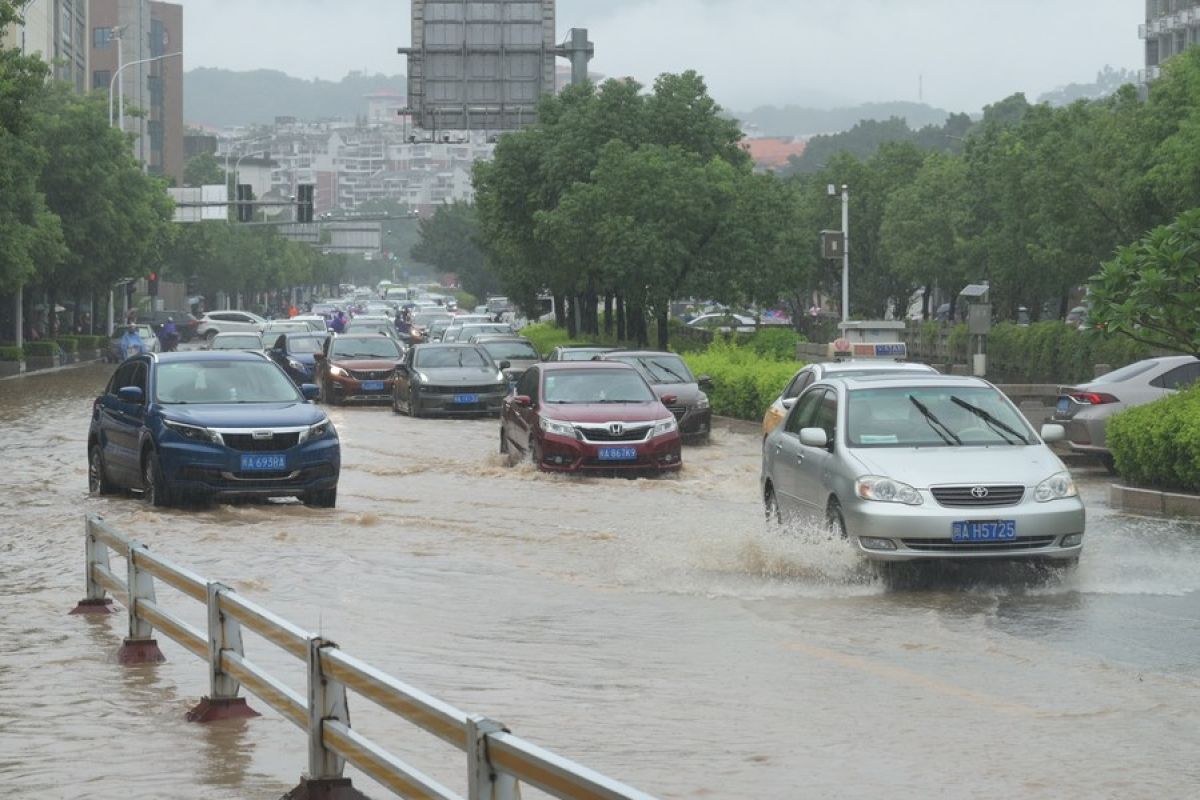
xmin=984 ymin=322 xmax=1151 ymax=384
xmin=1108 ymin=386 xmax=1200 ymax=492
xmin=0 ymin=346 xmax=23 ymax=362
xmin=682 ymin=342 xmax=801 ymax=421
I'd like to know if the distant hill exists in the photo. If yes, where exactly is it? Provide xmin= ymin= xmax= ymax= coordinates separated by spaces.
xmin=184 ymin=68 xmax=406 ymax=128
xmin=733 ymin=102 xmax=952 ymax=138
xmin=1036 ymin=66 xmax=1138 ymax=107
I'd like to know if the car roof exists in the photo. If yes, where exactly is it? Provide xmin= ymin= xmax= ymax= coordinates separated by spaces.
xmin=605 ymin=350 xmax=681 ymax=358
xmin=151 ymin=350 xmax=268 ymax=363
xmin=413 ymin=342 xmax=484 ymax=349
xmin=825 ymin=373 xmax=992 ymax=390
xmin=476 ymin=336 xmax=533 ymax=343
xmin=541 ymin=361 xmax=638 ymax=373
xmin=820 ymin=360 xmax=938 ymax=373
xmin=554 ymin=344 xmax=615 ymax=350
xmin=212 ymin=331 xmax=261 ymax=338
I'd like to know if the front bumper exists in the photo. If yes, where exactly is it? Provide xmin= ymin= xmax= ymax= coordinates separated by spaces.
xmin=667 ymin=405 xmax=712 ymax=441
xmin=413 ymin=386 xmax=508 ymax=416
xmin=841 ymin=492 xmax=1086 ymax=562
xmin=536 ymin=431 xmax=683 ymax=473
xmin=330 ymin=376 xmax=394 ymax=403
xmin=158 ymin=437 xmax=340 ymax=500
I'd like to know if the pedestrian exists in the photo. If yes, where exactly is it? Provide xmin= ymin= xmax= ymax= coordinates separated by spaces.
xmin=288 ymin=303 xmax=299 ymax=318
xmin=118 ymin=324 xmax=144 ymax=360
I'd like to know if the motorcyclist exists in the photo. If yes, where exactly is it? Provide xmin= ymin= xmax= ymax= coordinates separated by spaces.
xmin=158 ymin=317 xmax=179 ymax=352
xmin=118 ymin=324 xmax=145 ymax=360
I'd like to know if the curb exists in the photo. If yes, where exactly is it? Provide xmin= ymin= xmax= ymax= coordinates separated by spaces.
xmin=1109 ymin=484 xmax=1200 ymax=518
xmin=0 ymin=357 xmax=105 ymax=381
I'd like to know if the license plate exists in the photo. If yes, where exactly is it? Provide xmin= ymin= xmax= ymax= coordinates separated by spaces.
xmin=952 ymin=520 xmax=1017 ymax=542
xmin=241 ymin=454 xmax=287 ymax=472
xmin=362 ymin=381 xmax=385 ymax=392
xmin=1056 ymin=398 xmax=1070 ymax=415
xmin=597 ymin=446 xmax=638 ymax=461
xmin=453 ymin=393 xmax=479 ymax=404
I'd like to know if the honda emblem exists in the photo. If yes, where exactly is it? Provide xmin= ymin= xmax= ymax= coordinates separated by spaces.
xmin=609 ymin=422 xmax=624 ymax=436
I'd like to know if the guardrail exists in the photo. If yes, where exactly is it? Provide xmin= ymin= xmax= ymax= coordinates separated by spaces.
xmin=72 ymin=514 xmax=658 ymax=800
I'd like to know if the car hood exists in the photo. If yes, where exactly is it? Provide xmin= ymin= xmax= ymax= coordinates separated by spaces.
xmin=847 ymin=445 xmax=1066 ymax=488
xmin=543 ymin=401 xmax=670 ymax=424
xmin=158 ymin=402 xmax=325 ymax=429
xmin=420 ymin=366 xmax=504 ymax=384
xmin=331 ymin=358 xmax=402 ymax=370
xmin=648 ymin=382 xmax=702 ymax=404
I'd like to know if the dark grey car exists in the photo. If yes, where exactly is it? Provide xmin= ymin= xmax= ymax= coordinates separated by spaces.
xmin=602 ymin=351 xmax=713 ymax=442
xmin=476 ymin=337 xmax=541 ymax=388
xmin=391 ymin=343 xmax=509 ymax=417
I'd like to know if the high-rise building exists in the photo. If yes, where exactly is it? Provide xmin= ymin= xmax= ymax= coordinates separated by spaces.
xmin=1140 ymin=0 xmax=1200 ymax=82
xmin=1 ymin=0 xmax=90 ymax=92
xmin=88 ymin=0 xmax=183 ymax=182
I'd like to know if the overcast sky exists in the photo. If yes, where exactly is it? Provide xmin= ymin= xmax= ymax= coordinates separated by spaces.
xmin=175 ymin=0 xmax=1142 ymax=112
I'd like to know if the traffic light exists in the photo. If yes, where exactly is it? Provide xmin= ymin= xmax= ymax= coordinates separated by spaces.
xmin=297 ymin=183 xmax=315 ymax=223
xmin=236 ymin=184 xmax=253 ymax=223
xmin=148 ymin=271 xmax=159 ymax=296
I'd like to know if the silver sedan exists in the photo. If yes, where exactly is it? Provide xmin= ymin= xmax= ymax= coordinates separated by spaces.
xmin=761 ymin=374 xmax=1085 ymax=564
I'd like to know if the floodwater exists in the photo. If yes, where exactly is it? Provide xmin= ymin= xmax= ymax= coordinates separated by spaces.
xmin=1 ymin=362 xmax=1199 ymax=799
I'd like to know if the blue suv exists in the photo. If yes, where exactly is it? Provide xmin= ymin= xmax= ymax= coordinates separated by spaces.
xmin=88 ymin=351 xmax=341 ymax=507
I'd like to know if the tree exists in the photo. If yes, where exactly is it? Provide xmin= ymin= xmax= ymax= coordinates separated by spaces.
xmin=182 ymin=152 xmax=226 ymax=187
xmin=1089 ymin=208 xmax=1200 ymax=357
xmin=410 ymin=203 xmax=497 ymax=300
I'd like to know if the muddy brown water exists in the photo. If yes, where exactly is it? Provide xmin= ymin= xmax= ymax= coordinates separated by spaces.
xmin=1 ymin=363 xmax=1198 ymax=799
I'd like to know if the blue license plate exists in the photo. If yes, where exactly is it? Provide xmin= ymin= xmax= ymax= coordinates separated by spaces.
xmin=1056 ymin=397 xmax=1070 ymax=415
xmin=241 ymin=454 xmax=287 ymax=472
xmin=952 ymin=520 xmax=1016 ymax=542
xmin=362 ymin=381 xmax=385 ymax=392
xmin=453 ymin=393 xmax=479 ymax=404
xmin=597 ymin=446 xmax=638 ymax=461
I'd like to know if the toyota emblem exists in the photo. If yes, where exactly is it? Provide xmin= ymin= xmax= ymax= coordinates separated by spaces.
xmin=970 ymin=486 xmax=990 ymax=498
xmin=609 ymin=422 xmax=624 ymax=436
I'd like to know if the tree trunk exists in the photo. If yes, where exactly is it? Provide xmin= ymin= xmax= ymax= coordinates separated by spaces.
xmin=603 ymin=293 xmax=613 ymax=337
xmin=922 ymin=287 xmax=932 ymax=321
xmin=616 ymin=294 xmax=626 ymax=341
xmin=656 ymin=308 xmax=670 ymax=350
xmin=554 ymin=293 xmax=566 ymax=328
xmin=565 ymin=295 xmax=578 ymax=339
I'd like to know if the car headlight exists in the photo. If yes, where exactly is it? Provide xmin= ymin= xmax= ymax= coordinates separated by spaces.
xmin=329 ymin=365 xmax=348 ymax=377
xmin=856 ymin=476 xmax=923 ymax=506
xmin=300 ymin=418 xmax=335 ymax=443
xmin=696 ymin=394 xmax=710 ymax=410
xmin=414 ymin=371 xmax=429 ymax=383
xmin=539 ymin=417 xmax=576 ymax=438
xmin=1035 ymin=471 xmax=1077 ymax=502
xmin=651 ymin=417 xmax=678 ymax=437
xmin=163 ymin=419 xmax=220 ymax=444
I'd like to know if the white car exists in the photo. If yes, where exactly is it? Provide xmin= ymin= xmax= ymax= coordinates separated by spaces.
xmin=686 ymin=312 xmax=757 ymax=333
xmin=195 ymin=310 xmax=268 ymax=341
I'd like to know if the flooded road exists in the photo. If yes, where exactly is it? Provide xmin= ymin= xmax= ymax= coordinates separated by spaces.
xmin=2 ymin=362 xmax=1199 ymax=799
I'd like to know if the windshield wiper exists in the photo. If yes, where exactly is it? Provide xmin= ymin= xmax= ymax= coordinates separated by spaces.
xmin=950 ymin=396 xmax=1028 ymax=445
xmin=909 ymin=396 xmax=961 ymax=446
xmin=645 ymin=359 xmax=686 ymax=383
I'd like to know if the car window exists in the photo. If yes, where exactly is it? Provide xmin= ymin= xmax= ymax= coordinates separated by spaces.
xmin=813 ymin=390 xmax=838 ymax=444
xmin=481 ymin=341 xmax=540 ymax=361
xmin=542 ymin=369 xmax=654 ymax=404
xmin=1151 ymin=362 xmax=1200 ymax=390
xmin=110 ymin=361 xmax=138 ymax=394
xmin=330 ymin=337 xmax=402 ymax=359
xmin=1094 ymin=361 xmax=1158 ymax=383
xmin=155 ymin=360 xmax=302 ymax=404
xmin=286 ymin=336 xmax=326 ymax=355
xmin=847 ymin=386 xmax=1033 ymax=448
xmin=784 ymin=370 xmax=814 ymax=400
xmin=414 ymin=347 xmax=490 ymax=368
xmin=608 ymin=354 xmax=694 ymax=385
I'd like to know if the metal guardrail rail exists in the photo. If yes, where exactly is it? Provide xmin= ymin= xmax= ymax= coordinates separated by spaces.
xmin=74 ymin=514 xmax=658 ymax=800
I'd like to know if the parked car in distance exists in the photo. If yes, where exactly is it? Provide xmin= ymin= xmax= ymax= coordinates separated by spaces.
xmin=1052 ymin=355 xmax=1200 ymax=469
xmin=138 ymin=310 xmax=201 ymax=342
xmin=763 ymin=360 xmax=940 ymax=435
xmin=195 ymin=310 xmax=268 ymax=341
xmin=500 ymin=362 xmax=683 ymax=474
xmin=290 ymin=315 xmax=329 ymax=333
xmin=475 ymin=337 xmax=541 ymax=388
xmin=267 ymin=332 xmax=329 ymax=385
xmin=392 ymin=343 xmax=510 ymax=417
xmin=88 ymin=351 xmax=339 ymax=507
xmin=426 ymin=318 xmax=454 ymax=342
xmin=105 ymin=325 xmax=161 ymax=362
xmin=602 ymin=350 xmax=713 ymax=442
xmin=314 ymin=334 xmax=405 ymax=405
xmin=686 ymin=312 xmax=756 ymax=333
xmin=261 ymin=320 xmax=313 ymax=341
xmin=205 ymin=332 xmax=264 ymax=352
xmin=761 ymin=374 xmax=1084 ymax=566
xmin=545 ymin=345 xmax=618 ymax=362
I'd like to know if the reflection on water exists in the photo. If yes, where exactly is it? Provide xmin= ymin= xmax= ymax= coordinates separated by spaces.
xmin=1 ymin=363 xmax=1198 ymax=799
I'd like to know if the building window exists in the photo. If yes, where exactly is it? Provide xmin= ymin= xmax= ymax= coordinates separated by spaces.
xmin=148 ymin=120 xmax=164 ymax=154
xmin=93 ymin=70 xmax=112 ymax=90
xmin=93 ymin=27 xmax=114 ymax=49
xmin=149 ymin=75 xmax=164 ymax=110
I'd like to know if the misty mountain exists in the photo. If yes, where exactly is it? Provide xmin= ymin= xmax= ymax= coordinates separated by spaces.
xmin=1036 ymin=66 xmax=1138 ymax=107
xmin=184 ymin=68 xmax=406 ymax=128
xmin=733 ymin=102 xmax=953 ymax=138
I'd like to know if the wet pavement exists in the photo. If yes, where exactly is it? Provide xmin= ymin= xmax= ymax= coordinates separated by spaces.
xmin=1 ymin=362 xmax=1199 ymax=799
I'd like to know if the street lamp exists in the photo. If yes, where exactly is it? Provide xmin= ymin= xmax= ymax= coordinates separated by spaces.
xmin=109 ymin=49 xmax=183 ymax=131
xmin=828 ymin=183 xmax=850 ymax=323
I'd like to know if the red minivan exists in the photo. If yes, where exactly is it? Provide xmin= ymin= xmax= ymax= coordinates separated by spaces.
xmin=500 ymin=362 xmax=683 ymax=473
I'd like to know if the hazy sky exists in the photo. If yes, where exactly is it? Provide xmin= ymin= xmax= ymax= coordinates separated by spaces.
xmin=175 ymin=0 xmax=1142 ymax=112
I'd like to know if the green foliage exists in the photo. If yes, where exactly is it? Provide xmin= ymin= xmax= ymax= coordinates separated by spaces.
xmin=411 ymin=204 xmax=497 ymax=301
xmin=520 ymin=322 xmax=594 ymax=357
xmin=742 ymin=327 xmax=805 ymax=361
xmin=984 ymin=322 xmax=1150 ymax=383
xmin=24 ymin=341 xmax=59 ymax=358
xmin=182 ymin=152 xmax=226 ymax=187
xmin=55 ymin=336 xmax=77 ymax=353
xmin=76 ymin=335 xmax=106 ymax=350
xmin=682 ymin=341 xmax=802 ymax=421
xmin=1108 ymin=386 xmax=1200 ymax=492
xmin=0 ymin=345 xmax=23 ymax=361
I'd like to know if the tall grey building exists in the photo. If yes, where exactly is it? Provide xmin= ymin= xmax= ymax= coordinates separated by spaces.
xmin=0 ymin=0 xmax=90 ymax=92
xmin=1141 ymin=0 xmax=1200 ymax=81
xmin=401 ymin=0 xmax=558 ymax=133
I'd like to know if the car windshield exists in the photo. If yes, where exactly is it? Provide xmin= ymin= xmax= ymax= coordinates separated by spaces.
xmin=847 ymin=386 xmax=1034 ymax=448
xmin=331 ymin=338 xmax=401 ymax=359
xmin=481 ymin=341 xmax=539 ymax=361
xmin=558 ymin=349 xmax=609 ymax=361
xmin=543 ymin=370 xmax=655 ymax=404
xmin=155 ymin=360 xmax=301 ymax=404
xmin=211 ymin=335 xmax=262 ymax=349
xmin=412 ymin=313 xmax=451 ymax=326
xmin=286 ymin=336 xmax=326 ymax=355
xmin=415 ymin=347 xmax=490 ymax=368
xmin=610 ymin=354 xmax=694 ymax=384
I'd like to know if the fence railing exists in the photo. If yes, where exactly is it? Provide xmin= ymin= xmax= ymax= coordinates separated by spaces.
xmin=73 ymin=513 xmax=658 ymax=800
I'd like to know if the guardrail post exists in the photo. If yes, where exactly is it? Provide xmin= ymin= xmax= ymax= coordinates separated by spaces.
xmin=70 ymin=516 xmax=116 ymax=615
xmin=468 ymin=715 xmax=522 ymax=800
xmin=116 ymin=542 xmax=166 ymax=665
xmin=187 ymin=582 xmax=259 ymax=722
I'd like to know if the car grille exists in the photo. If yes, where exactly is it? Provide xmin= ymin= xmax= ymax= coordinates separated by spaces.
xmin=931 ymin=485 xmax=1025 ymax=507
xmin=667 ymin=405 xmax=687 ymax=420
xmin=423 ymin=384 xmax=502 ymax=395
xmin=901 ymin=536 xmax=1056 ymax=553
xmin=221 ymin=432 xmax=302 ymax=452
xmin=349 ymin=369 xmax=394 ymax=381
xmin=178 ymin=463 xmax=335 ymax=487
xmin=577 ymin=424 xmax=652 ymax=443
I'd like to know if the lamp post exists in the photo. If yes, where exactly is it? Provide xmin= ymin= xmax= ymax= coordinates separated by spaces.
xmin=109 ymin=49 xmax=183 ymax=131
xmin=827 ymin=184 xmax=850 ymax=323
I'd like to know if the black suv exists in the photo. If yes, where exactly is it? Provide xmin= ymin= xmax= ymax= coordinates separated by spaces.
xmin=137 ymin=310 xmax=201 ymax=342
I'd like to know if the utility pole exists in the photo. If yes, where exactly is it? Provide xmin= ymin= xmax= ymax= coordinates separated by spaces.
xmin=839 ymin=185 xmax=850 ymax=323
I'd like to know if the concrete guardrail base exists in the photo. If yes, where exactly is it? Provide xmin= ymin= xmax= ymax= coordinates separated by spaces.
xmin=1109 ymin=484 xmax=1200 ymax=517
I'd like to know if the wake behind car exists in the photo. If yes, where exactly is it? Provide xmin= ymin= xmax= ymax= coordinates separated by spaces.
xmin=87 ymin=351 xmax=339 ymax=507
xmin=602 ymin=350 xmax=713 ymax=442
xmin=314 ymin=334 xmax=405 ymax=405
xmin=392 ymin=343 xmax=509 ymax=417
xmin=761 ymin=374 xmax=1084 ymax=565
xmin=500 ymin=362 xmax=682 ymax=474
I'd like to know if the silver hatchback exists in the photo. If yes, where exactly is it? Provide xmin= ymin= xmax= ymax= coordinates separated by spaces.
xmin=761 ymin=374 xmax=1085 ymax=564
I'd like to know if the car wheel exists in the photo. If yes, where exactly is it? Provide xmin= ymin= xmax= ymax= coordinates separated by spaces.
xmin=409 ymin=389 xmax=422 ymax=418
xmin=499 ymin=425 xmax=509 ymax=454
xmin=89 ymin=445 xmax=115 ymax=495
xmin=142 ymin=450 xmax=174 ymax=508
xmin=764 ymin=484 xmax=782 ymax=525
xmin=826 ymin=500 xmax=847 ymax=540
xmin=205 ymin=329 xmax=218 ymax=342
xmin=304 ymin=488 xmax=337 ymax=508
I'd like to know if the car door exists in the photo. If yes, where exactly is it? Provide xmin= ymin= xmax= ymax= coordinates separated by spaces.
xmin=792 ymin=388 xmax=840 ymax=515
xmin=394 ymin=347 xmax=415 ymax=401
xmin=105 ymin=359 xmax=149 ymax=484
xmin=505 ymin=367 xmax=540 ymax=453
xmin=769 ymin=388 xmax=824 ymax=515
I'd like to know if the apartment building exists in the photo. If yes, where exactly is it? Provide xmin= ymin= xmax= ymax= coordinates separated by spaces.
xmin=1 ymin=0 xmax=89 ymax=92
xmin=1141 ymin=0 xmax=1200 ymax=81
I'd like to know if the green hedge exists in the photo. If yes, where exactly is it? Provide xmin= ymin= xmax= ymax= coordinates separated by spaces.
xmin=1108 ymin=386 xmax=1200 ymax=492
xmin=24 ymin=341 xmax=60 ymax=358
xmin=56 ymin=337 xmax=78 ymax=353
xmin=79 ymin=335 xmax=108 ymax=349
xmin=985 ymin=322 xmax=1151 ymax=384
xmin=520 ymin=322 xmax=588 ymax=356
xmin=0 ymin=346 xmax=23 ymax=362
xmin=682 ymin=341 xmax=801 ymax=421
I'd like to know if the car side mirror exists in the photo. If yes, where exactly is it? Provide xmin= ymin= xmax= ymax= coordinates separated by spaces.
xmin=799 ymin=427 xmax=828 ymax=448
xmin=661 ymin=394 xmax=678 ymax=405
xmin=1040 ymin=423 xmax=1066 ymax=443
xmin=513 ymin=395 xmax=532 ymax=407
xmin=118 ymin=386 xmax=144 ymax=404
xmin=698 ymin=375 xmax=714 ymax=391
xmin=300 ymin=384 xmax=320 ymax=400
xmin=782 ymin=397 xmax=797 ymax=410
xmin=499 ymin=360 xmax=512 ymax=370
